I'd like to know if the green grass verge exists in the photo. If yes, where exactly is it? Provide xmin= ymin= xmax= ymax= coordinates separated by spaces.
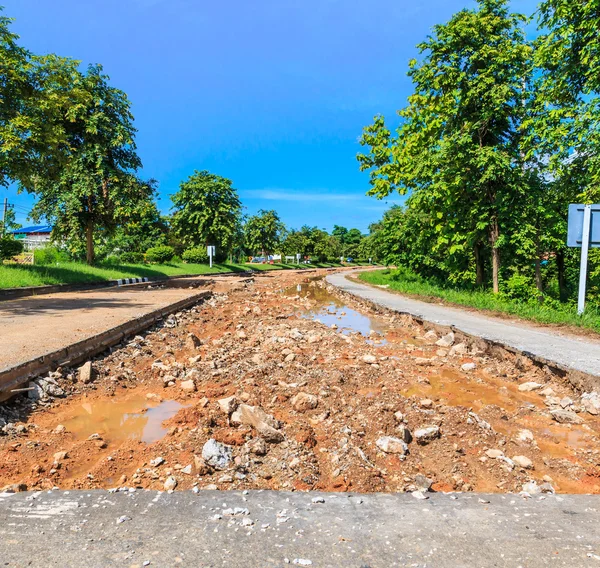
xmin=359 ymin=268 xmax=600 ymax=333
xmin=0 ymin=260 xmax=370 ymax=290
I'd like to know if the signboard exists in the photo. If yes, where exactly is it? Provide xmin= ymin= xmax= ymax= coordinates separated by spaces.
xmin=207 ymin=245 xmax=216 ymax=268
xmin=567 ymin=204 xmax=600 ymax=248
xmin=567 ymin=204 xmax=600 ymax=314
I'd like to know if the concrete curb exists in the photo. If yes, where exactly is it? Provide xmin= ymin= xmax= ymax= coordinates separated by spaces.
xmin=0 ymin=290 xmax=212 ymax=400
xmin=327 ymin=270 xmax=600 ymax=392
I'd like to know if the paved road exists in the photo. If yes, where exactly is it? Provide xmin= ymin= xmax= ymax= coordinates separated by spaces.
xmin=0 ymin=489 xmax=598 ymax=567
xmin=327 ymin=272 xmax=600 ymax=379
xmin=0 ymin=279 xmax=215 ymax=372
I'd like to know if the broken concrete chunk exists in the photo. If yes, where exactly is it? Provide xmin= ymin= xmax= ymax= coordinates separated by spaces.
xmin=414 ymin=426 xmax=441 ymax=445
xmin=201 ymin=439 xmax=233 ymax=470
xmin=180 ymin=379 xmax=196 ymax=392
xmin=376 ymin=436 xmax=408 ymax=455
xmin=550 ymin=409 xmax=583 ymax=424
xmin=218 ymin=396 xmax=239 ymax=415
xmin=435 ymin=332 xmax=455 ymax=348
xmin=518 ymin=382 xmax=543 ymax=392
xmin=78 ymin=361 xmax=94 ymax=384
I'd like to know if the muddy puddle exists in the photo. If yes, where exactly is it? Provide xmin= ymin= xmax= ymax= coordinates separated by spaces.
xmin=283 ymin=280 xmax=389 ymax=344
xmin=60 ymin=395 xmax=186 ymax=444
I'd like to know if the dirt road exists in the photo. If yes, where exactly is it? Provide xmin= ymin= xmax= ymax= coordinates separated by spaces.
xmin=1 ymin=269 xmax=599 ymax=495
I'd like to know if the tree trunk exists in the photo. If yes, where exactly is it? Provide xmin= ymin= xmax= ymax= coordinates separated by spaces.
xmin=86 ymin=220 xmax=95 ymax=266
xmin=489 ymin=218 xmax=500 ymax=294
xmin=556 ymin=250 xmax=567 ymax=301
xmin=474 ymin=242 xmax=484 ymax=287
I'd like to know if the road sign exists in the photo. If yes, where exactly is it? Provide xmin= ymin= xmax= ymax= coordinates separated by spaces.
xmin=567 ymin=204 xmax=600 ymax=315
xmin=207 ymin=245 xmax=216 ymax=268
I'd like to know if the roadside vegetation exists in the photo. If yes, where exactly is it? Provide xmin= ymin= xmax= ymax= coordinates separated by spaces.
xmin=360 ymin=268 xmax=600 ymax=333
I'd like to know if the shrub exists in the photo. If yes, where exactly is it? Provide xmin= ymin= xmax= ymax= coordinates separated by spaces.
xmin=501 ymin=273 xmax=538 ymax=302
xmin=33 ymin=245 xmax=69 ymax=265
xmin=0 ymin=236 xmax=24 ymax=260
xmin=389 ymin=265 xmax=422 ymax=284
xmin=182 ymin=247 xmax=209 ymax=264
xmin=120 ymin=251 xmax=145 ymax=264
xmin=145 ymin=245 xmax=175 ymax=264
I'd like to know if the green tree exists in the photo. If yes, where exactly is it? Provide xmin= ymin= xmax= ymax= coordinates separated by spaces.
xmin=244 ymin=209 xmax=285 ymax=256
xmin=170 ymin=170 xmax=242 ymax=259
xmin=0 ymin=9 xmax=83 ymax=189
xmin=358 ymin=0 xmax=532 ymax=293
xmin=31 ymin=65 xmax=144 ymax=265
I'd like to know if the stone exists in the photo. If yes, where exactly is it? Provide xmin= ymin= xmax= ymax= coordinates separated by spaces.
xmin=185 ymin=333 xmax=202 ymax=350
xmin=560 ymin=397 xmax=574 ymax=408
xmin=415 ymin=357 xmax=432 ymax=366
xmin=420 ymin=399 xmax=434 ymax=409
xmin=53 ymin=450 xmax=68 ymax=462
xmin=512 ymin=455 xmax=534 ymax=469
xmin=414 ymin=426 xmax=440 ymax=445
xmin=516 ymin=429 xmax=534 ymax=443
xmin=150 ymin=457 xmax=164 ymax=467
xmin=164 ymin=476 xmax=178 ymax=490
xmin=54 ymin=425 xmax=66 ymax=434
xmin=37 ymin=378 xmax=65 ymax=398
xmin=518 ymin=382 xmax=543 ymax=392
xmin=550 ymin=409 xmax=583 ymax=424
xmin=395 ymin=424 xmax=412 ymax=444
xmin=78 ymin=361 xmax=94 ymax=384
xmin=376 ymin=436 xmax=408 ymax=455
xmin=218 ymin=396 xmax=239 ymax=415
xmin=362 ymin=354 xmax=377 ymax=364
xmin=449 ymin=343 xmax=468 ymax=356
xmin=393 ymin=411 xmax=405 ymax=423
xmin=424 ymin=330 xmax=438 ymax=340
xmin=28 ymin=382 xmax=46 ymax=401
xmin=461 ymin=362 xmax=476 ymax=372
xmin=485 ymin=449 xmax=504 ymax=459
xmin=581 ymin=392 xmax=600 ymax=416
xmin=414 ymin=474 xmax=433 ymax=492
xmin=202 ymin=439 xmax=233 ymax=470
xmin=231 ymin=404 xmax=284 ymax=443
xmin=539 ymin=387 xmax=555 ymax=397
xmin=246 ymin=437 xmax=268 ymax=456
xmin=435 ymin=332 xmax=455 ymax=348
xmin=521 ymin=481 xmax=542 ymax=495
xmin=180 ymin=379 xmax=196 ymax=392
xmin=291 ymin=392 xmax=318 ymax=412
xmin=193 ymin=455 xmax=210 ymax=475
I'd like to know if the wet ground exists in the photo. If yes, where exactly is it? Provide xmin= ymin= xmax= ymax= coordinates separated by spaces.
xmin=1 ymin=270 xmax=599 ymax=495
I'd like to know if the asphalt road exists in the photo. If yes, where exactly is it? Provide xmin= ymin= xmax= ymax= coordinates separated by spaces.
xmin=327 ymin=272 xmax=600 ymax=379
xmin=0 ymin=489 xmax=599 ymax=567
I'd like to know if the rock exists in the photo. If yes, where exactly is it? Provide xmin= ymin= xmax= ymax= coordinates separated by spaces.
xmin=521 ymin=481 xmax=542 ymax=495
xmin=180 ymin=379 xmax=196 ymax=392
xmin=362 ymin=354 xmax=377 ymax=364
xmin=435 ymin=332 xmax=455 ymax=348
xmin=550 ymin=409 xmax=583 ymax=424
xmin=396 ymin=424 xmax=412 ymax=444
xmin=424 ymin=330 xmax=438 ymax=340
xmin=560 ymin=397 xmax=574 ymax=408
xmin=150 ymin=457 xmax=164 ymax=467
xmin=164 ymin=476 xmax=178 ymax=490
xmin=539 ymin=387 xmax=555 ymax=397
xmin=37 ymin=378 xmax=65 ymax=398
xmin=467 ymin=411 xmax=493 ymax=431
xmin=449 ymin=343 xmax=468 ymax=356
xmin=512 ymin=455 xmax=534 ymax=469
xmin=376 ymin=436 xmax=408 ymax=455
xmin=581 ymin=392 xmax=600 ymax=416
xmin=414 ymin=426 xmax=440 ymax=445
xmin=415 ymin=357 xmax=432 ymax=366
xmin=246 ymin=437 xmax=268 ymax=456
xmin=186 ymin=333 xmax=202 ymax=350
xmin=420 ymin=399 xmax=433 ymax=409
xmin=28 ymin=382 xmax=46 ymax=401
xmin=181 ymin=464 xmax=192 ymax=475
xmin=53 ymin=450 xmax=68 ymax=462
xmin=218 ymin=396 xmax=239 ymax=415
xmin=461 ymin=362 xmax=476 ymax=372
xmin=518 ymin=382 xmax=543 ymax=392
xmin=193 ymin=455 xmax=210 ymax=475
xmin=414 ymin=474 xmax=433 ymax=492
xmin=231 ymin=404 xmax=284 ymax=443
xmin=202 ymin=438 xmax=233 ymax=470
xmin=393 ymin=411 xmax=405 ymax=423
xmin=516 ymin=429 xmax=534 ymax=443
xmin=78 ymin=361 xmax=94 ymax=384
xmin=291 ymin=392 xmax=318 ymax=412
xmin=485 ymin=449 xmax=504 ymax=459
xmin=539 ymin=482 xmax=555 ymax=494
xmin=54 ymin=425 xmax=66 ymax=434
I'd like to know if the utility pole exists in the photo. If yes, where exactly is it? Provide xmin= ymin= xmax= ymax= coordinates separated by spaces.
xmin=1 ymin=198 xmax=7 ymax=236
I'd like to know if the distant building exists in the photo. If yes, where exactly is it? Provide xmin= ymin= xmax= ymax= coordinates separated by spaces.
xmin=11 ymin=225 xmax=53 ymax=250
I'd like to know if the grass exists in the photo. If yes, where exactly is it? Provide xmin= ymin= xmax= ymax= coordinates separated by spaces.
xmin=359 ymin=268 xmax=600 ymax=334
xmin=0 ymin=260 xmax=369 ymax=289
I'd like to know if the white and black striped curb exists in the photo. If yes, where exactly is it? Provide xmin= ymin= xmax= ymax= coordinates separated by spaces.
xmin=117 ymin=277 xmax=149 ymax=286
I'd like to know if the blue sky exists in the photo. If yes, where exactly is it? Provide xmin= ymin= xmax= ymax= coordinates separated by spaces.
xmin=3 ymin=0 xmax=539 ymax=233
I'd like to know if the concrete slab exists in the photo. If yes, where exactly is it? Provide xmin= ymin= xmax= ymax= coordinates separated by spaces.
xmin=0 ymin=490 xmax=598 ymax=567
xmin=327 ymin=272 xmax=600 ymax=379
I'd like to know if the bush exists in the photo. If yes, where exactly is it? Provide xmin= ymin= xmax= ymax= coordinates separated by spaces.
xmin=0 ymin=236 xmax=24 ymax=260
xmin=182 ymin=247 xmax=209 ymax=264
xmin=120 ymin=251 xmax=145 ymax=264
xmin=33 ymin=245 xmax=69 ymax=265
xmin=389 ymin=265 xmax=422 ymax=284
xmin=501 ymin=273 xmax=538 ymax=302
xmin=145 ymin=245 xmax=175 ymax=264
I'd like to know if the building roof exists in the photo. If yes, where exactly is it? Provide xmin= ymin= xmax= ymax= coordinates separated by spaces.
xmin=11 ymin=225 xmax=53 ymax=234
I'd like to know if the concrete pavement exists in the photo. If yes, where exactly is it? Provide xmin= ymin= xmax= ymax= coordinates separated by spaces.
xmin=327 ymin=271 xmax=600 ymax=380
xmin=0 ymin=489 xmax=599 ymax=567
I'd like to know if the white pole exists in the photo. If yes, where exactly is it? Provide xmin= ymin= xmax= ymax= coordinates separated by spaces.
xmin=577 ymin=204 xmax=592 ymax=315
xmin=210 ymin=247 xmax=213 ymax=268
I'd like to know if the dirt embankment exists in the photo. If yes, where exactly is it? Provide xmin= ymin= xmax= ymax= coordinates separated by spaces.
xmin=1 ymin=270 xmax=599 ymax=495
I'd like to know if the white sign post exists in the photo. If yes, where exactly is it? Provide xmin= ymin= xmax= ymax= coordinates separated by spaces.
xmin=296 ymin=253 xmax=301 ymax=264
xmin=567 ymin=204 xmax=600 ymax=315
xmin=207 ymin=245 xmax=216 ymax=268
